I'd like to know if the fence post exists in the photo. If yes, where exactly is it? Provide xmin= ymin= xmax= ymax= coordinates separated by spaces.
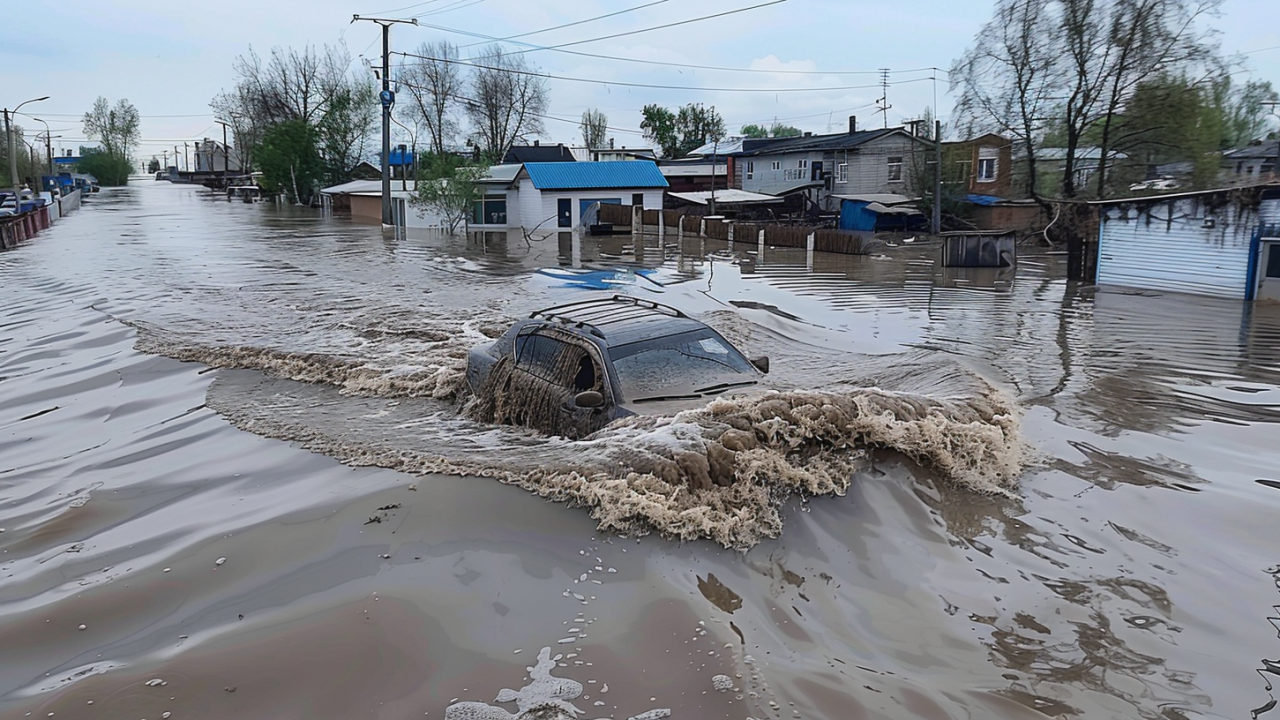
xmin=699 ymin=217 xmax=707 ymax=237
xmin=658 ymin=210 xmax=665 ymax=241
xmin=758 ymin=228 xmax=766 ymax=260
xmin=807 ymin=232 xmax=816 ymax=272
xmin=727 ymin=222 xmax=734 ymax=242
xmin=678 ymin=216 xmax=685 ymax=239
xmin=632 ymin=204 xmax=642 ymax=237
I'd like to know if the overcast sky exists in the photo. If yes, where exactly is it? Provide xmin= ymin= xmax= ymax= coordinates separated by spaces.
xmin=4 ymin=0 xmax=1278 ymax=162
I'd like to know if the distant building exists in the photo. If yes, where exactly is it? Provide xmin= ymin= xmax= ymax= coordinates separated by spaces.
xmin=688 ymin=119 xmax=932 ymax=213
xmin=193 ymin=139 xmax=241 ymax=173
xmin=1092 ymin=184 xmax=1280 ymax=300
xmin=1222 ymin=141 xmax=1279 ymax=185
xmin=942 ymin=133 xmax=1013 ymax=198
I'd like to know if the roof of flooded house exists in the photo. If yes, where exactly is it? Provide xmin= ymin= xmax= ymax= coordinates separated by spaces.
xmin=668 ymin=189 xmax=782 ymax=205
xmin=530 ymin=296 xmax=704 ymax=347
xmin=502 ymin=144 xmax=577 ymax=164
xmin=832 ymin=193 xmax=919 ymax=205
xmin=521 ymin=161 xmax=670 ymax=190
xmin=710 ymin=128 xmax=917 ymax=157
xmin=1087 ymin=182 xmax=1280 ymax=205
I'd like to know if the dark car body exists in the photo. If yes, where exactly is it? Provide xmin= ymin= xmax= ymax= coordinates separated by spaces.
xmin=467 ymin=295 xmax=766 ymax=438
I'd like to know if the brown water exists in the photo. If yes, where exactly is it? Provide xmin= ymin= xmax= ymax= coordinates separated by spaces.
xmin=2 ymin=182 xmax=1279 ymax=719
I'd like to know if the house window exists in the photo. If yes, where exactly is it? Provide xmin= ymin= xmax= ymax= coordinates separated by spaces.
xmin=887 ymin=156 xmax=903 ymax=183
xmin=745 ymin=161 xmax=754 ymax=180
xmin=977 ymin=158 xmax=997 ymax=182
xmin=837 ymin=163 xmax=848 ymax=183
xmin=797 ymin=159 xmax=809 ymax=169
xmin=471 ymin=196 xmax=507 ymax=225
xmin=771 ymin=160 xmax=781 ymax=171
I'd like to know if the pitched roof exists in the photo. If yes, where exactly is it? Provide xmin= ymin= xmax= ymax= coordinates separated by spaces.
xmin=502 ymin=144 xmax=577 ymax=164
xmin=726 ymin=128 xmax=921 ymax=157
xmin=522 ymin=161 xmax=669 ymax=190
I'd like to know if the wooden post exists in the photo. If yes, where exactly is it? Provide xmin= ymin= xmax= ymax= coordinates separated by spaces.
xmin=632 ymin=204 xmax=642 ymax=237
xmin=700 ymin=217 xmax=707 ymax=237
xmin=678 ymin=215 xmax=685 ymax=239
xmin=807 ymin=232 xmax=815 ymax=272
xmin=658 ymin=210 xmax=665 ymax=241
xmin=727 ymin=222 xmax=734 ymax=242
xmin=758 ymin=228 xmax=766 ymax=260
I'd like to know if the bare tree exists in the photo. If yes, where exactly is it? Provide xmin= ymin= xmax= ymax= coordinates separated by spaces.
xmin=581 ymin=108 xmax=608 ymax=149
xmin=211 ymin=82 xmax=264 ymax=172
xmin=464 ymin=45 xmax=548 ymax=160
xmin=399 ymin=41 xmax=464 ymax=157
xmin=230 ymin=44 xmax=349 ymax=125
xmin=318 ymin=78 xmax=379 ymax=185
xmin=951 ymin=0 xmax=1062 ymax=201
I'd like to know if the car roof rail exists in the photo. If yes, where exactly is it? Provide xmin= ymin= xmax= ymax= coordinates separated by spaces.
xmin=528 ymin=295 xmax=688 ymax=339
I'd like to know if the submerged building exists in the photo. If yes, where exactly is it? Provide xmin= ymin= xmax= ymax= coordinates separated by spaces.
xmin=1092 ymin=185 xmax=1280 ymax=301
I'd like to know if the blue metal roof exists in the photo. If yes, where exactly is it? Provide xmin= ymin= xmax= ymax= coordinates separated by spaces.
xmin=523 ymin=161 xmax=669 ymax=190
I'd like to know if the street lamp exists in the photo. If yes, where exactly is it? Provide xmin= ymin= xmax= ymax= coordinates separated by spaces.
xmin=4 ymin=96 xmax=49 ymax=200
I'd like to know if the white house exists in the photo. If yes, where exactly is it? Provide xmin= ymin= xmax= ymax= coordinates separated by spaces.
xmin=1094 ymin=185 xmax=1280 ymax=300
xmin=320 ymin=161 xmax=669 ymax=236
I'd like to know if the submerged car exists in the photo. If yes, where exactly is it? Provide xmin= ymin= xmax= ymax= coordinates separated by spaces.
xmin=467 ymin=295 xmax=769 ymax=438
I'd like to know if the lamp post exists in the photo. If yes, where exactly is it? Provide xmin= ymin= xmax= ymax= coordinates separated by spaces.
xmin=4 ymin=95 xmax=49 ymax=201
xmin=23 ymin=115 xmax=53 ymax=180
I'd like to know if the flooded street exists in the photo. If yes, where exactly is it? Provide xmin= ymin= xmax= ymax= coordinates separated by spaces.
xmin=3 ymin=182 xmax=1280 ymax=720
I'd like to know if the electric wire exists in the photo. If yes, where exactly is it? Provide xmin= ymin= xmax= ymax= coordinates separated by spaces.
xmin=457 ymin=0 xmax=672 ymax=48
xmin=395 ymin=50 xmax=936 ymax=93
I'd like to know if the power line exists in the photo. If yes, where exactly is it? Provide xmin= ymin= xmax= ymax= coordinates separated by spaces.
xmin=458 ymin=0 xmax=672 ymax=49
xmin=396 ymin=50 xmax=935 ymax=93
xmin=463 ymin=0 xmax=789 ymax=57
xmin=413 ymin=0 xmax=487 ymax=17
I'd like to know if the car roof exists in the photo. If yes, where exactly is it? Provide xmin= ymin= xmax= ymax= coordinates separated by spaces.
xmin=529 ymin=295 xmax=710 ymax=348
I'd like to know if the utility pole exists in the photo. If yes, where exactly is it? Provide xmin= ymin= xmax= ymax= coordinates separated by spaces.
xmin=1265 ymin=101 xmax=1280 ymax=183
xmin=352 ymin=14 xmax=418 ymax=227
xmin=933 ymin=120 xmax=942 ymax=236
xmin=214 ymin=119 xmax=231 ymax=175
xmin=876 ymin=69 xmax=892 ymax=129
xmin=184 ymin=142 xmax=190 ymax=174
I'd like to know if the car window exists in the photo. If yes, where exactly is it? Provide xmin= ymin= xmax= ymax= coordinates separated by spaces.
xmin=515 ymin=333 xmax=570 ymax=382
xmin=609 ymin=330 xmax=756 ymax=400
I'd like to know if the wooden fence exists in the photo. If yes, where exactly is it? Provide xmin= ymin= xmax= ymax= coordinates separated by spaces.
xmin=593 ymin=202 xmax=866 ymax=255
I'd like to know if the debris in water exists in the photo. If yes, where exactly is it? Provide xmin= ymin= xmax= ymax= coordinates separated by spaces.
xmin=145 ymin=679 xmax=165 ymax=687
xmin=214 ymin=557 xmax=226 ymax=567
xmin=712 ymin=674 xmax=733 ymax=691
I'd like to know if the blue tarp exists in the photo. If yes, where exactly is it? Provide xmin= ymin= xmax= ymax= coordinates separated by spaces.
xmin=964 ymin=193 xmax=1007 ymax=206
xmin=838 ymin=200 xmax=879 ymax=232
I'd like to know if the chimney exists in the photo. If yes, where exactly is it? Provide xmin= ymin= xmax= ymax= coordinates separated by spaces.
xmin=533 ymin=139 xmax=540 ymax=147
xmin=803 ymin=131 xmax=813 ymax=137
xmin=849 ymin=116 xmax=857 ymax=134
xmin=609 ymin=138 xmax=615 ymax=150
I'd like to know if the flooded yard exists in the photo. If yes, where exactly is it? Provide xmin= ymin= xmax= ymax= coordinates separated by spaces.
xmin=2 ymin=182 xmax=1279 ymax=719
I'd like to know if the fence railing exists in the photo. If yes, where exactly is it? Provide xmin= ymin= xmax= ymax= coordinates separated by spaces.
xmin=592 ymin=202 xmax=866 ymax=255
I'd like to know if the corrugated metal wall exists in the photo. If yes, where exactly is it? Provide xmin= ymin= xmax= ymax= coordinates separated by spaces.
xmin=1096 ymin=197 xmax=1255 ymax=299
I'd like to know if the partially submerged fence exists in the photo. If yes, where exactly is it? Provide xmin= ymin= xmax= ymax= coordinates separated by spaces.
xmin=1 ymin=206 xmax=50 ymax=250
xmin=596 ymin=203 xmax=866 ymax=255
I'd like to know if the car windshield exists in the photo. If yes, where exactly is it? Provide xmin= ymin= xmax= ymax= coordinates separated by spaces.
xmin=608 ymin=329 xmax=757 ymax=402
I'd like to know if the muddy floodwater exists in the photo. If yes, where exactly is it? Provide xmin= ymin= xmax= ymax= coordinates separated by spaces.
xmin=3 ymin=182 xmax=1280 ymax=720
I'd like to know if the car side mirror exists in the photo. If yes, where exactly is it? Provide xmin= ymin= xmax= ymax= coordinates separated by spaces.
xmin=574 ymin=390 xmax=606 ymax=408
xmin=750 ymin=356 xmax=770 ymax=374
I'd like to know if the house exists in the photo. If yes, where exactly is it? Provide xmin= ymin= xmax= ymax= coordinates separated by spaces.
xmin=1222 ymin=141 xmax=1278 ymax=185
xmin=1035 ymin=147 xmax=1119 ymax=192
xmin=657 ymin=157 xmax=729 ymax=194
xmin=835 ymin=193 xmax=924 ymax=232
xmin=320 ymin=161 xmax=669 ymax=235
xmin=1092 ymin=184 xmax=1280 ymax=300
xmin=502 ymin=142 xmax=576 ymax=164
xmin=692 ymin=119 xmax=931 ymax=213
xmin=942 ymin=133 xmax=1013 ymax=198
xmin=514 ymin=161 xmax=668 ymax=233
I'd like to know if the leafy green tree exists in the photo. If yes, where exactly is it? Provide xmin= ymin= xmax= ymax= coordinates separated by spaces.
xmin=256 ymin=119 xmax=324 ymax=204
xmin=642 ymin=103 xmax=726 ymax=157
xmin=768 ymin=122 xmax=802 ymax=138
xmin=76 ymin=147 xmax=134 ymax=186
xmin=641 ymin=104 xmax=679 ymax=157
xmin=317 ymin=80 xmax=378 ymax=186
xmin=82 ymin=97 xmax=140 ymax=163
xmin=411 ymin=153 xmax=485 ymax=234
xmin=740 ymin=123 xmax=769 ymax=139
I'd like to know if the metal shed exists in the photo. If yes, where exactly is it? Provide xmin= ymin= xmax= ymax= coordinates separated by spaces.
xmin=1093 ymin=185 xmax=1280 ymax=300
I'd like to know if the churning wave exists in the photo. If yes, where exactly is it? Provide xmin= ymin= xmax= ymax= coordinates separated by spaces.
xmin=132 ymin=310 xmax=1026 ymax=549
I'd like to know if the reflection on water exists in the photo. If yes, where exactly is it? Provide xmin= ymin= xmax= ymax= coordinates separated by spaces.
xmin=2 ymin=183 xmax=1280 ymax=719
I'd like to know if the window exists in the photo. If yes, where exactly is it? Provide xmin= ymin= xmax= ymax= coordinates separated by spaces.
xmin=771 ymin=160 xmax=781 ymax=171
xmin=745 ymin=161 xmax=754 ymax=180
xmin=887 ymin=156 xmax=903 ymax=183
xmin=515 ymin=334 xmax=570 ymax=382
xmin=632 ymin=193 xmax=644 ymax=207
xmin=977 ymin=158 xmax=997 ymax=182
xmin=471 ymin=196 xmax=508 ymax=225
xmin=837 ymin=163 xmax=848 ymax=183
xmin=797 ymin=159 xmax=809 ymax=169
